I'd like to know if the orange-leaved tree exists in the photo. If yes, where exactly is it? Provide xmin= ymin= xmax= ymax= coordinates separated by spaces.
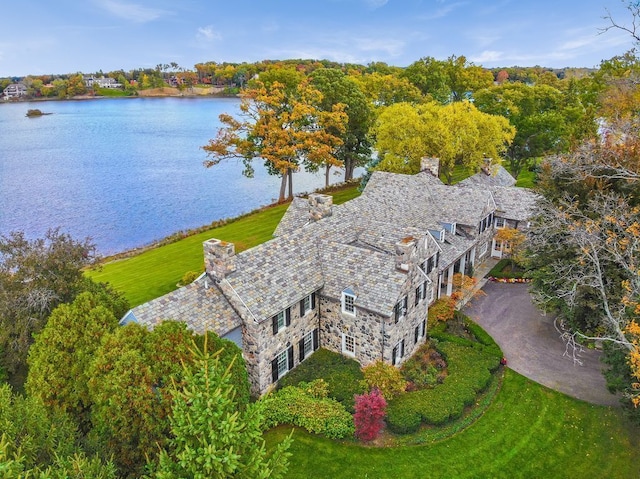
xmin=203 ymin=78 xmax=347 ymax=202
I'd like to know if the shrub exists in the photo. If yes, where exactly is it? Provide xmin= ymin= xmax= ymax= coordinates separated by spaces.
xmin=362 ymin=361 xmax=407 ymax=400
xmin=386 ymin=340 xmax=500 ymax=433
xmin=427 ymin=297 xmax=456 ymax=328
xmin=278 ymin=348 xmax=365 ymax=411
xmin=487 ymin=258 xmax=527 ymax=279
xmin=354 ymin=389 xmax=387 ymax=442
xmin=400 ymin=341 xmax=448 ymax=390
xmin=263 ymin=380 xmax=354 ymax=439
xmin=178 ymin=270 xmax=200 ymax=286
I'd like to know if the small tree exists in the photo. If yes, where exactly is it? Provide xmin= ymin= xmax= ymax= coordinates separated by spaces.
xmin=494 ymin=227 xmax=526 ymax=268
xmin=152 ymin=338 xmax=292 ymax=479
xmin=361 ymin=361 xmax=407 ymax=400
xmin=353 ymin=388 xmax=387 ymax=442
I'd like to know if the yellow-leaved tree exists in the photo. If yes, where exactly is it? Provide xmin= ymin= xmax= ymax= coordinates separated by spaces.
xmin=203 ymin=77 xmax=347 ymax=202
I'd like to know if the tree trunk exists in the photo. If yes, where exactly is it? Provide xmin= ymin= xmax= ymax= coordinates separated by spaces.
xmin=287 ymin=169 xmax=293 ymax=200
xmin=278 ymin=174 xmax=287 ymax=203
xmin=325 ymin=164 xmax=331 ymax=188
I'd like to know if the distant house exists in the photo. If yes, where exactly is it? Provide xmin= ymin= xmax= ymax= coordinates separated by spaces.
xmin=84 ymin=76 xmax=122 ymax=89
xmin=122 ymin=158 xmax=537 ymax=396
xmin=2 ymin=83 xmax=27 ymax=100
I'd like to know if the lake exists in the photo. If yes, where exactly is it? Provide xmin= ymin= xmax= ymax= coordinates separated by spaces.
xmin=0 ymin=97 xmax=354 ymax=255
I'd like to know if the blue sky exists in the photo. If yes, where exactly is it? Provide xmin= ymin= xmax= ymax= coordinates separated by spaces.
xmin=0 ymin=0 xmax=636 ymax=77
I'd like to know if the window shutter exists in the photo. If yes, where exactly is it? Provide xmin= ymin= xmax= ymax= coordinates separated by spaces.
xmin=271 ymin=358 xmax=278 ymax=383
xmin=392 ymin=345 xmax=397 ymax=365
xmin=300 ymin=299 xmax=305 ymax=317
xmin=400 ymin=339 xmax=405 ymax=358
xmin=285 ymin=307 xmax=291 ymax=327
xmin=415 ymin=287 xmax=420 ymax=306
xmin=436 ymin=251 xmax=440 ymax=267
xmin=299 ymin=338 xmax=305 ymax=361
xmin=403 ymin=296 xmax=408 ymax=314
xmin=272 ymin=315 xmax=278 ymax=335
xmin=393 ymin=303 xmax=399 ymax=323
xmin=287 ymin=345 xmax=294 ymax=370
xmin=414 ymin=326 xmax=419 ymax=344
xmin=313 ymin=328 xmax=319 ymax=351
xmin=311 ymin=292 xmax=316 ymax=309
xmin=422 ymin=319 xmax=426 ymax=337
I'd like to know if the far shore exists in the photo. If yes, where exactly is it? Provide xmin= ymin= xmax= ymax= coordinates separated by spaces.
xmin=1 ymin=86 xmax=239 ymax=104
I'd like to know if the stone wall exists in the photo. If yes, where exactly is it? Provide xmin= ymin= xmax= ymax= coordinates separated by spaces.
xmin=242 ymin=293 xmax=320 ymax=396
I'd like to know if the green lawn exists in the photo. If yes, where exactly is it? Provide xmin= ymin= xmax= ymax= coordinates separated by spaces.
xmin=87 ymin=186 xmax=361 ymax=307
xmin=265 ymin=369 xmax=639 ymax=479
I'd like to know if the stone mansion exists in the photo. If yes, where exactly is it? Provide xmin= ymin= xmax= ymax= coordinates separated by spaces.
xmin=122 ymin=159 xmax=537 ymax=396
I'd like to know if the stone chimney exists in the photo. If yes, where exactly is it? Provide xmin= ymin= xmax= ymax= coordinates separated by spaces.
xmin=394 ymin=236 xmax=416 ymax=272
xmin=481 ymin=157 xmax=493 ymax=175
xmin=203 ymin=238 xmax=236 ymax=282
xmin=309 ymin=193 xmax=333 ymax=222
xmin=420 ymin=157 xmax=440 ymax=177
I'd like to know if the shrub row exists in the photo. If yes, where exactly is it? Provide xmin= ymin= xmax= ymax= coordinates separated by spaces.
xmin=386 ymin=342 xmax=500 ymax=434
xmin=487 ymin=258 xmax=527 ymax=279
xmin=278 ymin=348 xmax=365 ymax=411
xmin=429 ymin=312 xmax=502 ymax=359
xmin=262 ymin=380 xmax=355 ymax=439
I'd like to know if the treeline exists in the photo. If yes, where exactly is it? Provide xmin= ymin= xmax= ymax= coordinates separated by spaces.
xmin=1 ymin=56 xmax=595 ymax=100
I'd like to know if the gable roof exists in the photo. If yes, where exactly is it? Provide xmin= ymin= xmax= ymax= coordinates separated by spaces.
xmin=457 ymin=164 xmax=516 ymax=188
xmin=123 ymin=275 xmax=242 ymax=336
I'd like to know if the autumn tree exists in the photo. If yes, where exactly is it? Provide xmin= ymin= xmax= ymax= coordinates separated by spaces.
xmin=310 ymin=68 xmax=373 ymax=183
xmin=150 ymin=341 xmax=292 ymax=479
xmin=0 ymin=229 xmax=106 ymax=383
xmin=373 ymin=101 xmax=514 ymax=183
xmin=494 ymin=227 xmax=527 ymax=267
xmin=528 ymin=125 xmax=640 ymax=412
xmin=203 ymin=78 xmax=347 ymax=202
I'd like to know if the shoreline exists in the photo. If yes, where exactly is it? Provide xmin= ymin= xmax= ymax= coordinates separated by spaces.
xmin=97 ymin=179 xmax=361 ymax=265
xmin=1 ymin=86 xmax=239 ymax=104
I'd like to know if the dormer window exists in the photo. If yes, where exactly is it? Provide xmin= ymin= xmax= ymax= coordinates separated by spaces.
xmin=342 ymin=288 xmax=356 ymax=316
xmin=495 ymin=217 xmax=505 ymax=228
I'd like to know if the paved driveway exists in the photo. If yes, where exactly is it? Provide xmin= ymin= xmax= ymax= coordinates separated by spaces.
xmin=462 ymin=281 xmax=620 ymax=407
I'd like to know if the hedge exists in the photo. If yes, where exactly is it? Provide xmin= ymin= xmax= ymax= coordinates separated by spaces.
xmin=386 ymin=341 xmax=501 ymax=434
xmin=487 ymin=258 xmax=528 ymax=280
xmin=277 ymin=348 xmax=365 ymax=411
xmin=263 ymin=380 xmax=355 ymax=439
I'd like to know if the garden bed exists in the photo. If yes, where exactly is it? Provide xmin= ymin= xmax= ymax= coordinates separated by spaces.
xmin=487 ymin=258 xmax=529 ymax=281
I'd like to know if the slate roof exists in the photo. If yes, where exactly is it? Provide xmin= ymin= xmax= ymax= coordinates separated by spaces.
xmin=273 ymin=197 xmax=310 ymax=237
xmin=492 ymin=186 xmax=539 ymax=221
xmin=320 ymin=240 xmax=407 ymax=317
xmin=457 ymin=165 xmax=516 ymax=188
xmin=223 ymin=227 xmax=325 ymax=321
xmin=124 ymin=275 xmax=242 ymax=336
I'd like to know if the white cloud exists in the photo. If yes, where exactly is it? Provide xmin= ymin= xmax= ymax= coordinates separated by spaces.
xmin=364 ymin=0 xmax=388 ymax=8
xmin=354 ymin=37 xmax=405 ymax=56
xmin=470 ymin=50 xmax=504 ymax=63
xmin=197 ymin=25 xmax=221 ymax=42
xmin=421 ymin=1 xmax=467 ymax=20
xmin=97 ymin=0 xmax=170 ymax=23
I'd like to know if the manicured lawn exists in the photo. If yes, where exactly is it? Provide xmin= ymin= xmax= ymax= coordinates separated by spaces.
xmin=265 ymin=369 xmax=639 ymax=479
xmin=86 ymin=186 xmax=361 ymax=307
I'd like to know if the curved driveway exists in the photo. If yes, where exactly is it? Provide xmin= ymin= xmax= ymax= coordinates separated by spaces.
xmin=462 ymin=281 xmax=620 ymax=407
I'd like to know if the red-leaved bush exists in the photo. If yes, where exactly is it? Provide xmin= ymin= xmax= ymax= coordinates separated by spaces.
xmin=353 ymin=388 xmax=387 ymax=442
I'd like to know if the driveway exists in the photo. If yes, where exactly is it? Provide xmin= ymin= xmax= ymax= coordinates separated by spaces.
xmin=462 ymin=281 xmax=620 ymax=407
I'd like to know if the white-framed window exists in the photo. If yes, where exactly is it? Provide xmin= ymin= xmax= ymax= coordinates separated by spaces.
xmin=479 ymin=242 xmax=488 ymax=257
xmin=271 ymin=307 xmax=291 ymax=335
xmin=495 ymin=217 xmax=505 ymax=228
xmin=428 ymin=286 xmax=435 ymax=303
xmin=271 ymin=346 xmax=293 ymax=383
xmin=393 ymin=296 xmax=408 ymax=323
xmin=342 ymin=333 xmax=356 ymax=357
xmin=414 ymin=320 xmax=426 ymax=343
xmin=277 ymin=350 xmax=288 ymax=378
xmin=300 ymin=293 xmax=315 ymax=316
xmin=299 ymin=329 xmax=319 ymax=362
xmin=303 ymin=332 xmax=313 ymax=359
xmin=392 ymin=339 xmax=405 ymax=365
xmin=342 ymin=289 xmax=356 ymax=316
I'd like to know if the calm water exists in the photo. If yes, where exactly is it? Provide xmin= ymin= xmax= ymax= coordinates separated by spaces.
xmin=0 ymin=98 xmax=350 ymax=254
